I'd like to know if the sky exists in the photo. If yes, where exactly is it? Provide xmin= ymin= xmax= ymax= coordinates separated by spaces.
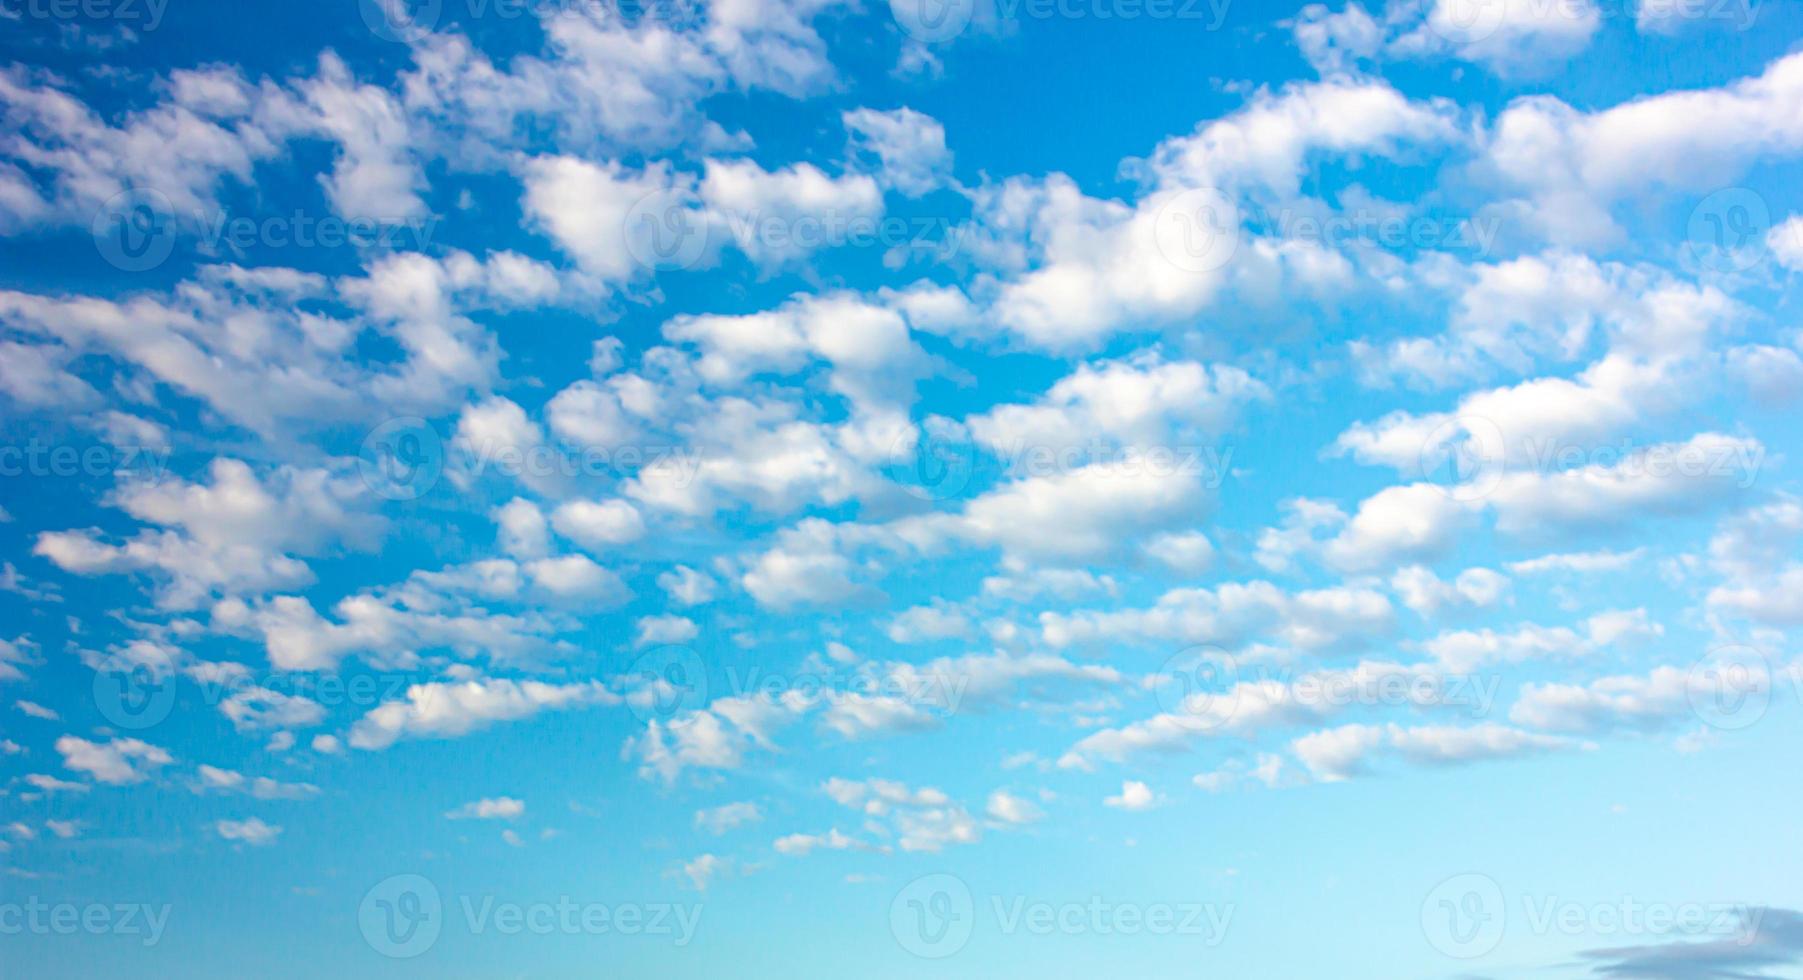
xmin=1 ymin=0 xmax=1802 ymax=976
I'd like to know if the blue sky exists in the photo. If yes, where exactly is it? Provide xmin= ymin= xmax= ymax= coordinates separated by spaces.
xmin=2 ymin=0 xmax=1803 ymax=976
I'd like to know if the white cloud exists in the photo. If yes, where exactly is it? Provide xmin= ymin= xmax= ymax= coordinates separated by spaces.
xmin=349 ymin=679 xmax=620 ymax=750
xmin=215 ymin=817 xmax=281 ymax=846
xmin=1103 ymin=780 xmax=1158 ymax=810
xmin=446 ymin=796 xmax=525 ymax=820
xmin=56 ymin=736 xmax=173 ymax=785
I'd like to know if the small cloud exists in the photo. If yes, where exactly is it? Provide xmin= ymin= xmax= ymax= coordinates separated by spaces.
xmin=445 ymin=796 xmax=525 ymax=820
xmin=215 ymin=818 xmax=281 ymax=846
xmin=1104 ymin=780 xmax=1158 ymax=811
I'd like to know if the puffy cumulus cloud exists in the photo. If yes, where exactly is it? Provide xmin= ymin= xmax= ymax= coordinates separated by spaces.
xmin=0 ymin=64 xmax=277 ymax=226
xmin=401 ymin=0 xmax=849 ymax=159
xmin=1193 ymin=753 xmax=1287 ymax=793
xmin=0 ymin=637 xmax=37 ymax=684
xmin=1320 ymin=433 xmax=1762 ymax=573
xmin=984 ymin=790 xmax=1044 ymax=825
xmin=521 ymin=156 xmax=690 ymax=283
xmin=966 ymin=352 xmax=1267 ymax=462
xmin=1147 ymin=77 xmax=1461 ymax=199
xmin=1390 ymin=565 xmax=1510 ymax=618
xmin=1322 ymin=484 xmax=1477 ymax=573
xmin=215 ymin=817 xmax=282 ymax=846
xmin=842 ymin=107 xmax=953 ymax=198
xmin=696 ymin=158 xmax=883 ymax=268
xmin=348 ymin=678 xmax=620 ymax=750
xmin=0 ymin=254 xmax=507 ymax=435
xmin=885 ymin=603 xmax=972 ymax=644
xmin=695 ymin=801 xmax=762 ymax=835
xmin=1056 ymin=659 xmax=1475 ymax=771
xmin=626 ymin=694 xmax=800 ymax=784
xmin=1407 ymin=0 xmax=1600 ymax=74
xmin=1104 ymin=780 xmax=1158 ymax=810
xmin=192 ymin=765 xmax=319 ymax=800
xmin=1509 ymin=658 xmax=1774 ymax=734
xmin=1486 ymin=433 xmax=1764 ymax=536
xmin=213 ymin=561 xmax=588 ymax=672
xmin=1292 ymin=721 xmax=1582 ymax=781
xmin=1420 ymin=609 xmax=1659 ymax=672
xmin=551 ymin=499 xmax=646 ymax=551
xmin=446 ymin=796 xmax=525 ymax=820
xmin=1478 ymin=51 xmax=1803 ymax=247
xmin=33 ymin=458 xmax=380 ymax=610
xmin=635 ymin=614 xmax=700 ymax=647
xmin=1351 ymin=255 xmax=1736 ymax=395
xmin=1041 ymin=580 xmax=1393 ymax=653
xmin=56 ymin=736 xmax=173 ymax=785
xmin=219 ymin=686 xmax=327 ymax=733
xmin=810 ymin=777 xmax=982 ymax=853
xmin=1705 ymin=497 xmax=1803 ymax=626
xmin=663 ymin=292 xmax=926 ymax=413
xmin=957 ymin=461 xmax=1208 ymax=564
